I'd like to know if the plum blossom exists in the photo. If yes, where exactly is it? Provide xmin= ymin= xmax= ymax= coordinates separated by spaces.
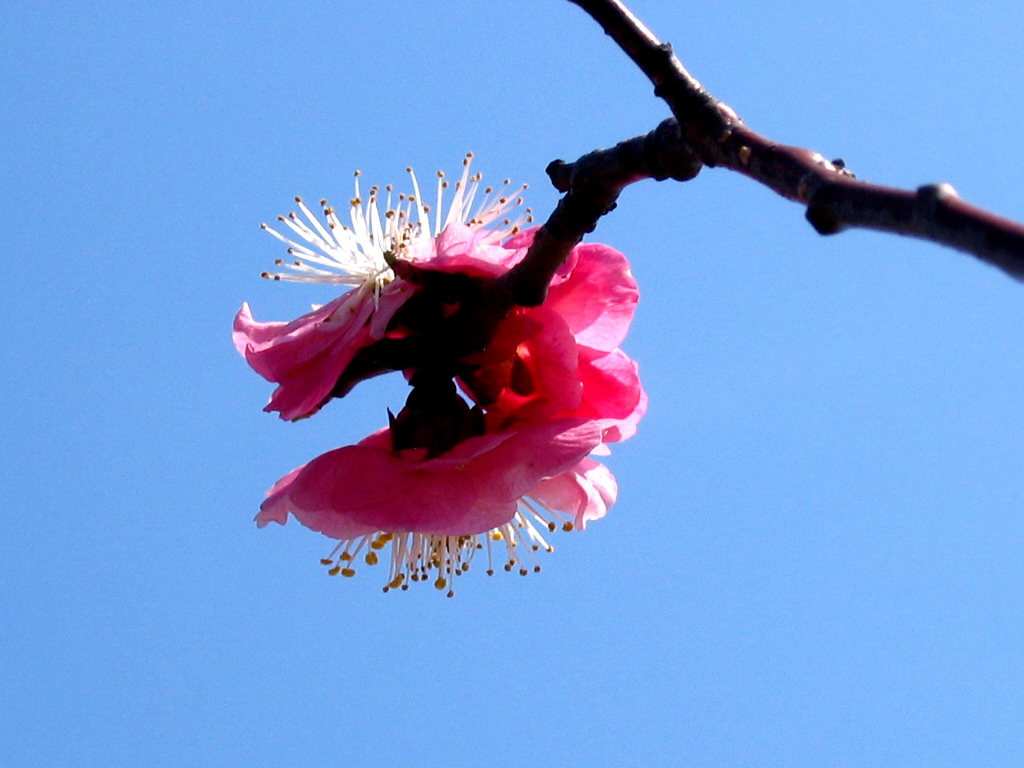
xmin=237 ymin=157 xmax=645 ymax=594
xmin=234 ymin=154 xmax=533 ymax=420
xmin=257 ymin=415 xmax=610 ymax=596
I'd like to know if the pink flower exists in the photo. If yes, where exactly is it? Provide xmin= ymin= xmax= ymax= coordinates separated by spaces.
xmin=254 ymin=235 xmax=644 ymax=594
xmin=234 ymin=157 xmax=532 ymax=420
xmin=240 ymin=158 xmax=645 ymax=594
xmin=257 ymin=417 xmax=609 ymax=595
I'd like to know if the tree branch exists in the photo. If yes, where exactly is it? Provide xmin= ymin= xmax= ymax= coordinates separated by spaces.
xmin=501 ymin=118 xmax=701 ymax=305
xmin=503 ymin=0 xmax=1024 ymax=306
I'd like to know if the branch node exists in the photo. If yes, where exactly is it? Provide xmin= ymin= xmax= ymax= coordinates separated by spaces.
xmin=805 ymin=196 xmax=845 ymax=236
xmin=645 ymin=118 xmax=702 ymax=181
xmin=546 ymin=160 xmax=572 ymax=192
xmin=916 ymin=182 xmax=959 ymax=211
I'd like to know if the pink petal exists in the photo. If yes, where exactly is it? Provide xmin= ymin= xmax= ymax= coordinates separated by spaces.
xmin=264 ymin=418 xmax=603 ymax=537
xmin=465 ymin=306 xmax=582 ymax=422
xmin=417 ymin=223 xmax=526 ymax=276
xmin=574 ymin=346 xmax=648 ymax=443
xmin=545 ymin=242 xmax=638 ymax=351
xmin=261 ymin=327 xmax=372 ymax=420
xmin=233 ymin=281 xmax=415 ymax=420
xmin=257 ymin=464 xmax=378 ymax=540
xmin=530 ymin=457 xmax=618 ymax=529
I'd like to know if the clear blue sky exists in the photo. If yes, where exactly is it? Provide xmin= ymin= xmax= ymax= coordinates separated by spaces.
xmin=4 ymin=1 xmax=1024 ymax=766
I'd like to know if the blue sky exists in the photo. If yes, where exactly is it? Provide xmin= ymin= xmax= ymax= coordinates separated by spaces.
xmin=4 ymin=1 xmax=1024 ymax=766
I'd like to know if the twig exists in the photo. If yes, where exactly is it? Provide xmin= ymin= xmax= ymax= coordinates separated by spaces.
xmin=502 ymin=118 xmax=701 ymax=305
xmin=503 ymin=0 xmax=1024 ymax=305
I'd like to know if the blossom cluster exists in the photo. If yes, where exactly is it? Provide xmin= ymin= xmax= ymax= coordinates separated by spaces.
xmin=234 ymin=156 xmax=646 ymax=595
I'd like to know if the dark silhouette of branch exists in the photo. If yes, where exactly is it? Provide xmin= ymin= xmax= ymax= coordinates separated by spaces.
xmin=502 ymin=0 xmax=1024 ymax=306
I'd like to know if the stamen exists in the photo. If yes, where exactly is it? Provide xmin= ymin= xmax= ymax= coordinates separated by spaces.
xmin=318 ymin=492 xmax=573 ymax=594
xmin=259 ymin=155 xmax=531 ymax=287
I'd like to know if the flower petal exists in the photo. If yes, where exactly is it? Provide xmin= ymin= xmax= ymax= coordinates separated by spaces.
xmin=233 ymin=280 xmax=414 ymax=420
xmin=575 ymin=346 xmax=648 ymax=443
xmin=530 ymin=457 xmax=618 ymax=529
xmin=545 ymin=242 xmax=638 ymax=351
xmin=266 ymin=418 xmax=603 ymax=537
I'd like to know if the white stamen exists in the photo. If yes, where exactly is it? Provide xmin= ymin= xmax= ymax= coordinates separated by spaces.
xmin=319 ymin=496 xmax=567 ymax=596
xmin=259 ymin=154 xmax=531 ymax=293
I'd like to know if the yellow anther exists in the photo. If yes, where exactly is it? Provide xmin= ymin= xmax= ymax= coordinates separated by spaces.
xmin=328 ymin=565 xmax=342 ymax=576
xmin=341 ymin=568 xmax=356 ymax=578
xmin=434 ymin=578 xmax=447 ymax=590
xmin=365 ymin=551 xmax=379 ymax=566
xmin=319 ymin=558 xmax=334 ymax=566
xmin=562 ymin=522 xmax=574 ymax=532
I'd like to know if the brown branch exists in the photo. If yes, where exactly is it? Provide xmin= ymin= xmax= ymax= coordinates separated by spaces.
xmin=501 ymin=118 xmax=700 ymax=305
xmin=502 ymin=0 xmax=1024 ymax=306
